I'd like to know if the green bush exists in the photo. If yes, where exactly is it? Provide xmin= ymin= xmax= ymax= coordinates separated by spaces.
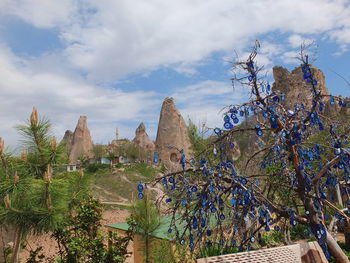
xmin=196 ymin=244 xmax=238 ymax=259
xmin=259 ymin=231 xmax=283 ymax=247
xmin=290 ymin=224 xmax=309 ymax=241
xmin=86 ymin=163 xmax=110 ymax=173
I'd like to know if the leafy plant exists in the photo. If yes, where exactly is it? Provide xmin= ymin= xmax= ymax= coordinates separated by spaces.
xmin=52 ymin=196 xmax=132 ymax=263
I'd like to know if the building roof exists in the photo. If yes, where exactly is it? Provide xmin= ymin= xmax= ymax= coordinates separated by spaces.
xmin=106 ymin=215 xmax=183 ymax=241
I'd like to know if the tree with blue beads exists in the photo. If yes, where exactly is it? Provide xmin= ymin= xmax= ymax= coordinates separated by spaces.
xmin=138 ymin=41 xmax=350 ymax=263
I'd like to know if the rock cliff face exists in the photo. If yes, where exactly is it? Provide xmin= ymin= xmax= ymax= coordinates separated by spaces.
xmin=133 ymin=123 xmax=155 ymax=153
xmin=69 ymin=116 xmax=94 ymax=163
xmin=272 ymin=65 xmax=328 ymax=110
xmin=61 ymin=130 xmax=73 ymax=152
xmin=155 ymin=97 xmax=192 ymax=168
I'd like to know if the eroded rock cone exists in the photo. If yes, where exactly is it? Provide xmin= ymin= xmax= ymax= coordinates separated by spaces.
xmin=155 ymin=97 xmax=192 ymax=168
xmin=69 ymin=116 xmax=93 ymax=162
xmin=61 ymin=130 xmax=73 ymax=152
xmin=133 ymin=123 xmax=155 ymax=153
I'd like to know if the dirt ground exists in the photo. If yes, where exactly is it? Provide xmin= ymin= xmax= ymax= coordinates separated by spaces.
xmin=20 ymin=207 xmax=130 ymax=262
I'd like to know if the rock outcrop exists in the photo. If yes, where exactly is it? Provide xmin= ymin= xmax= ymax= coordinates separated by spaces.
xmin=155 ymin=97 xmax=192 ymax=168
xmin=61 ymin=130 xmax=73 ymax=152
xmin=272 ymin=65 xmax=328 ymax=110
xmin=133 ymin=123 xmax=155 ymax=153
xmin=69 ymin=116 xmax=94 ymax=163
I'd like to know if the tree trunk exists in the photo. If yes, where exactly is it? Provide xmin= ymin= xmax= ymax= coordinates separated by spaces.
xmin=344 ymin=220 xmax=350 ymax=251
xmin=326 ymin=230 xmax=350 ymax=263
xmin=11 ymin=227 xmax=22 ymax=263
xmin=145 ymin=235 xmax=150 ymax=263
xmin=282 ymin=224 xmax=292 ymax=245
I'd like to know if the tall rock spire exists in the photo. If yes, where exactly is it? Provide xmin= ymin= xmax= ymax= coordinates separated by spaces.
xmin=155 ymin=97 xmax=192 ymax=168
xmin=69 ymin=116 xmax=93 ymax=162
xmin=133 ymin=123 xmax=155 ymax=153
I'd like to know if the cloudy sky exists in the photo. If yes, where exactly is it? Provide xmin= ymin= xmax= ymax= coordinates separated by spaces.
xmin=0 ymin=0 xmax=350 ymax=148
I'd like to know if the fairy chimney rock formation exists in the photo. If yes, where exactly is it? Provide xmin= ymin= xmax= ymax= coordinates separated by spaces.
xmin=61 ymin=130 xmax=73 ymax=152
xmin=133 ymin=123 xmax=155 ymax=153
xmin=272 ymin=65 xmax=328 ymax=110
xmin=155 ymin=97 xmax=192 ymax=167
xmin=69 ymin=116 xmax=94 ymax=163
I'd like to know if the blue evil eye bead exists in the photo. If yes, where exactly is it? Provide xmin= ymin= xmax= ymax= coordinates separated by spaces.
xmin=231 ymin=240 xmax=237 ymax=248
xmin=166 ymin=198 xmax=172 ymax=203
xmin=250 ymin=237 xmax=255 ymax=243
xmin=169 ymin=177 xmax=174 ymax=183
xmin=273 ymin=96 xmax=280 ymax=102
xmin=247 ymin=61 xmax=254 ymax=69
xmin=230 ymin=113 xmax=237 ymax=119
xmin=210 ymin=207 xmax=217 ymax=213
xmin=206 ymin=229 xmax=212 ymax=236
xmin=181 ymin=200 xmax=187 ymax=206
xmin=334 ymin=148 xmax=341 ymax=155
xmin=138 ymin=193 xmax=144 ymax=199
xmin=167 ymin=145 xmax=173 ymax=149
xmin=248 ymin=75 xmax=253 ymax=81
xmin=224 ymin=115 xmax=230 ymax=123
xmin=224 ymin=122 xmax=233 ymax=130
xmin=233 ymin=118 xmax=239 ymax=124
xmin=266 ymin=84 xmax=271 ymax=93
xmin=239 ymin=110 xmax=244 ymax=117
xmin=229 ymin=142 xmax=235 ymax=148
xmin=287 ymin=110 xmax=295 ymax=116
xmin=137 ymin=184 xmax=144 ymax=192
xmin=214 ymin=128 xmax=221 ymax=135
xmin=162 ymin=178 xmax=167 ymax=185
xmin=274 ymin=226 xmax=280 ymax=231
xmin=241 ymin=178 xmax=247 ymax=185
xmin=226 ymin=161 xmax=233 ymax=169
xmin=330 ymin=96 xmax=335 ymax=105
xmin=263 ymin=111 xmax=269 ymax=118
xmin=265 ymin=225 xmax=270 ymax=231
xmin=312 ymin=80 xmax=317 ymax=86
xmin=180 ymin=239 xmax=185 ymax=245
xmin=291 ymin=219 xmax=297 ymax=226
xmin=191 ymin=186 xmax=198 ymax=192
xmin=256 ymin=129 xmax=263 ymax=136
xmin=168 ymin=228 xmax=172 ymax=233
xmin=231 ymin=198 xmax=237 ymax=205
xmin=219 ymin=214 xmax=225 ymax=220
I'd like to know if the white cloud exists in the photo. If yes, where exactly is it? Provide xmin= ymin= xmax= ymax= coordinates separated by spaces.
xmin=288 ymin=34 xmax=315 ymax=48
xmin=171 ymin=80 xmax=248 ymax=129
xmin=0 ymin=0 xmax=78 ymax=28
xmin=0 ymin=46 xmax=160 ymax=147
xmin=2 ymin=0 xmax=349 ymax=82
xmin=1 ymin=0 xmax=350 ymax=147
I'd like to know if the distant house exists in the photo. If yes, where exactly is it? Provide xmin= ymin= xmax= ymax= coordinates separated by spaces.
xmin=66 ymin=163 xmax=80 ymax=172
xmin=106 ymin=215 xmax=182 ymax=263
xmin=89 ymin=157 xmax=112 ymax=165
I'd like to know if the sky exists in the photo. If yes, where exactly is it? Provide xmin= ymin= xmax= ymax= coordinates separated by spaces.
xmin=0 ymin=0 xmax=350 ymax=149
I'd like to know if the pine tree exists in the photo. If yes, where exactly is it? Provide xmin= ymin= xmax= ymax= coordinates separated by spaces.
xmin=0 ymin=108 xmax=85 ymax=263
